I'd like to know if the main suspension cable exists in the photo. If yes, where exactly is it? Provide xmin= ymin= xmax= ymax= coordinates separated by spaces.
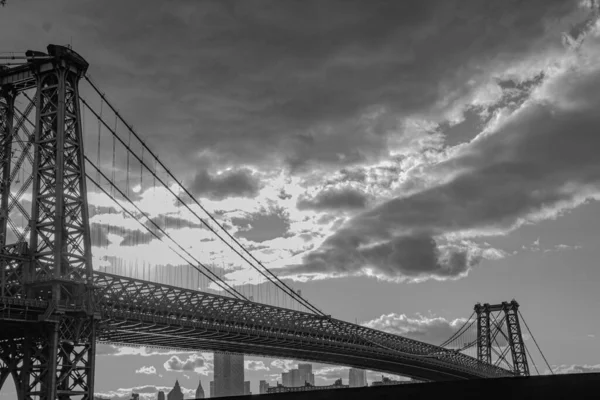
xmin=85 ymin=159 xmax=246 ymax=300
xmin=523 ymin=342 xmax=541 ymax=375
xmin=79 ymin=86 xmax=323 ymax=315
xmin=439 ymin=311 xmax=475 ymax=347
xmin=82 ymin=76 xmax=322 ymax=315
xmin=518 ymin=310 xmax=553 ymax=375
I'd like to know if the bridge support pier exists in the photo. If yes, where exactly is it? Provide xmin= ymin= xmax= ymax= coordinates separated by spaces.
xmin=1 ymin=318 xmax=96 ymax=400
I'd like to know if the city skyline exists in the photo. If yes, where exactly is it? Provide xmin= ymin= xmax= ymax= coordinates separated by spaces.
xmin=2 ymin=0 xmax=600 ymax=399
xmin=127 ymin=370 xmax=412 ymax=399
xmin=96 ymin=358 xmax=400 ymax=399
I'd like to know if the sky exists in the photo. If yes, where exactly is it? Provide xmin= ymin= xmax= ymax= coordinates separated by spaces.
xmin=2 ymin=0 xmax=600 ymax=398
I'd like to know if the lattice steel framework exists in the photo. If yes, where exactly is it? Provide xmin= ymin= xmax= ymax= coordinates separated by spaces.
xmin=1 ymin=44 xmax=518 ymax=399
xmin=0 ymin=45 xmax=97 ymax=400
xmin=0 ymin=273 xmax=514 ymax=384
xmin=474 ymin=300 xmax=529 ymax=376
xmin=91 ymin=272 xmax=513 ymax=381
xmin=475 ymin=303 xmax=492 ymax=364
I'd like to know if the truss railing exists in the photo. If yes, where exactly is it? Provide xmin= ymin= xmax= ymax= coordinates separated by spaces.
xmin=91 ymin=271 xmax=513 ymax=380
xmin=0 ymin=269 xmax=515 ymax=380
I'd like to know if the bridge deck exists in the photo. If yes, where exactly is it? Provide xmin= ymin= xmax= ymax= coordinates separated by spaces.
xmin=0 ymin=271 xmax=513 ymax=381
xmin=93 ymin=272 xmax=511 ymax=381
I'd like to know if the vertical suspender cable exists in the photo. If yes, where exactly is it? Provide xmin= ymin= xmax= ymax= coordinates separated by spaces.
xmin=82 ymin=77 xmax=325 ymax=315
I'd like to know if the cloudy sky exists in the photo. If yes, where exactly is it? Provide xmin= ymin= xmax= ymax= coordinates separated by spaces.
xmin=2 ymin=0 xmax=600 ymax=398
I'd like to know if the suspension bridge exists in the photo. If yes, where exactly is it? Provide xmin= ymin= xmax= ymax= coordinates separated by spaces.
xmin=0 ymin=45 xmax=550 ymax=399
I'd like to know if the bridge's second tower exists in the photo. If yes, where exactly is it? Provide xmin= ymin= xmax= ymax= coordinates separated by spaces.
xmin=0 ymin=45 xmax=96 ymax=399
xmin=474 ymin=300 xmax=529 ymax=376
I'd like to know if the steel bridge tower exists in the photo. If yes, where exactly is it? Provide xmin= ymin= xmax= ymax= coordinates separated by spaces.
xmin=0 ymin=45 xmax=97 ymax=399
xmin=474 ymin=300 xmax=529 ymax=376
xmin=0 ymin=43 xmax=524 ymax=398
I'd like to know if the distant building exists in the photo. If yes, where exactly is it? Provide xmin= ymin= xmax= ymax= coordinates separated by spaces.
xmin=281 ymin=364 xmax=315 ymax=387
xmin=157 ymin=391 xmax=165 ymax=400
xmin=213 ymin=352 xmax=245 ymax=397
xmin=244 ymin=380 xmax=251 ymax=395
xmin=130 ymin=395 xmax=139 ymax=400
xmin=167 ymin=380 xmax=184 ymax=400
xmin=267 ymin=378 xmax=348 ymax=393
xmin=195 ymin=379 xmax=205 ymax=398
xmin=259 ymin=380 xmax=270 ymax=394
xmin=298 ymin=364 xmax=315 ymax=385
xmin=209 ymin=381 xmax=214 ymax=398
xmin=371 ymin=376 xmax=416 ymax=386
xmin=348 ymin=368 xmax=367 ymax=387
xmin=282 ymin=371 xmax=291 ymax=387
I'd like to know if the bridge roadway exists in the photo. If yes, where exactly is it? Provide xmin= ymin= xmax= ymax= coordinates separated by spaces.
xmin=0 ymin=271 xmax=513 ymax=382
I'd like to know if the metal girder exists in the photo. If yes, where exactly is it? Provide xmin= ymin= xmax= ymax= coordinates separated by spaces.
xmin=0 ymin=316 xmax=96 ymax=400
xmin=0 ymin=87 xmax=15 ymax=247
xmin=93 ymin=272 xmax=513 ymax=381
xmin=1 ymin=243 xmax=28 ymax=298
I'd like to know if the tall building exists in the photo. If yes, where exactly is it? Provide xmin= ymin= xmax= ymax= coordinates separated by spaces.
xmin=209 ymin=381 xmax=214 ymax=398
xmin=259 ymin=380 xmax=270 ymax=394
xmin=282 ymin=371 xmax=292 ymax=387
xmin=244 ymin=381 xmax=251 ymax=395
xmin=157 ymin=391 xmax=165 ymax=400
xmin=281 ymin=364 xmax=314 ymax=387
xmin=167 ymin=380 xmax=184 ymax=400
xmin=298 ymin=364 xmax=315 ymax=385
xmin=195 ymin=379 xmax=205 ymax=399
xmin=213 ymin=352 xmax=245 ymax=397
xmin=348 ymin=368 xmax=367 ymax=387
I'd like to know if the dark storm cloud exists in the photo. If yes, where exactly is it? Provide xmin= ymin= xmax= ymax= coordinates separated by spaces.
xmin=149 ymin=215 xmax=203 ymax=230
xmin=284 ymin=232 xmax=479 ymax=281
xmin=90 ymin=214 xmax=200 ymax=247
xmin=41 ymin=0 xmax=583 ymax=173
xmin=284 ymin=33 xmax=600 ymax=282
xmin=191 ymin=168 xmax=261 ymax=200
xmin=231 ymin=207 xmax=291 ymax=243
xmin=339 ymin=168 xmax=367 ymax=183
xmin=297 ymin=187 xmax=369 ymax=211
xmin=120 ymin=230 xmax=155 ymax=247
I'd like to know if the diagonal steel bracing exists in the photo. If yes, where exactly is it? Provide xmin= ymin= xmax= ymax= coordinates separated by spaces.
xmin=475 ymin=301 xmax=529 ymax=376
xmin=0 ymin=45 xmax=98 ymax=400
xmin=92 ymin=272 xmax=513 ymax=381
xmin=0 ymin=44 xmax=516 ymax=399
